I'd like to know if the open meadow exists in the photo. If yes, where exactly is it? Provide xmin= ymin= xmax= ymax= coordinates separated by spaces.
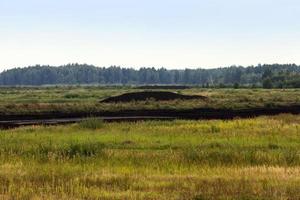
xmin=0 ymin=87 xmax=299 ymax=114
xmin=3 ymin=0 xmax=300 ymax=199
xmin=1 ymin=114 xmax=300 ymax=199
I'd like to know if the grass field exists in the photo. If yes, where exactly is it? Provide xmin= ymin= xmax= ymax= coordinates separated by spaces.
xmin=1 ymin=114 xmax=300 ymax=199
xmin=0 ymin=86 xmax=299 ymax=114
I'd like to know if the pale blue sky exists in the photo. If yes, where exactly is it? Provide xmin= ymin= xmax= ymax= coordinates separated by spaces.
xmin=0 ymin=0 xmax=300 ymax=70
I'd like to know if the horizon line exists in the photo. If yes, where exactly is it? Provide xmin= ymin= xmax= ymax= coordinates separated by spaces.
xmin=1 ymin=62 xmax=299 ymax=72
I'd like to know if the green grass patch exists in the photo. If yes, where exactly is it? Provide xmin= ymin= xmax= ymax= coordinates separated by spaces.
xmin=78 ymin=117 xmax=104 ymax=130
xmin=0 ymin=87 xmax=299 ymax=114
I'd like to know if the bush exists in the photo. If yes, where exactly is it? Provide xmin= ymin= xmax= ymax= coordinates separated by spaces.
xmin=78 ymin=117 xmax=104 ymax=130
xmin=64 ymin=93 xmax=80 ymax=99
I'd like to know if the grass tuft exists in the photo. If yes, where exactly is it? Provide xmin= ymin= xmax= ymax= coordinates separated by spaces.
xmin=78 ymin=117 xmax=104 ymax=130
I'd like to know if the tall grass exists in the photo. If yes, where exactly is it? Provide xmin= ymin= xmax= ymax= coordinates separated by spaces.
xmin=0 ymin=114 xmax=300 ymax=199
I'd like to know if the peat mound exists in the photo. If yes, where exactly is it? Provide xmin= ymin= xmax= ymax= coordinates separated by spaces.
xmin=136 ymin=85 xmax=191 ymax=90
xmin=100 ymin=91 xmax=207 ymax=103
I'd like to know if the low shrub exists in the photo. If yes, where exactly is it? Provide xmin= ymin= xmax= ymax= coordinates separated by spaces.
xmin=64 ymin=93 xmax=80 ymax=99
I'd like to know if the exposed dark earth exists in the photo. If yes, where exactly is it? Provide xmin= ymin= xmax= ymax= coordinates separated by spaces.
xmin=1 ymin=105 xmax=300 ymax=129
xmin=100 ymin=91 xmax=207 ymax=103
xmin=0 ymin=91 xmax=299 ymax=129
xmin=136 ymin=85 xmax=191 ymax=89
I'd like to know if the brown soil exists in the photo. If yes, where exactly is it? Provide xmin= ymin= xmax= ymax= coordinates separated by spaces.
xmin=100 ymin=91 xmax=207 ymax=103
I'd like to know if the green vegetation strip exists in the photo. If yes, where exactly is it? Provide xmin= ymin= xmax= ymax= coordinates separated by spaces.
xmin=0 ymin=114 xmax=300 ymax=199
xmin=0 ymin=87 xmax=300 ymax=115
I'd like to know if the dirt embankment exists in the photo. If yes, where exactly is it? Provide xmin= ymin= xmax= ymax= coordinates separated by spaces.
xmin=100 ymin=91 xmax=207 ymax=103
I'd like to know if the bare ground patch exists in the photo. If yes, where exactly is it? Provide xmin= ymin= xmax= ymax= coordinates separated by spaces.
xmin=100 ymin=91 xmax=207 ymax=103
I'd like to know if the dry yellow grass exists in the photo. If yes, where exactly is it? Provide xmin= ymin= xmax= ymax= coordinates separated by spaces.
xmin=0 ymin=115 xmax=300 ymax=199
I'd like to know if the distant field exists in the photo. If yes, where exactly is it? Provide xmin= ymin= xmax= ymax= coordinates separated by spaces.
xmin=1 ymin=115 xmax=300 ymax=199
xmin=0 ymin=86 xmax=299 ymax=114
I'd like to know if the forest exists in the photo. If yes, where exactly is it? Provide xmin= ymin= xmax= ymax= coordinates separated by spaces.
xmin=0 ymin=63 xmax=300 ymax=87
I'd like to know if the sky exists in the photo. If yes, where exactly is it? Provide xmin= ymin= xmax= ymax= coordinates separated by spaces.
xmin=0 ymin=0 xmax=300 ymax=70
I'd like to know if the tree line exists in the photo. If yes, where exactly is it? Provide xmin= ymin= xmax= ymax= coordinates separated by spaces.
xmin=0 ymin=63 xmax=300 ymax=88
